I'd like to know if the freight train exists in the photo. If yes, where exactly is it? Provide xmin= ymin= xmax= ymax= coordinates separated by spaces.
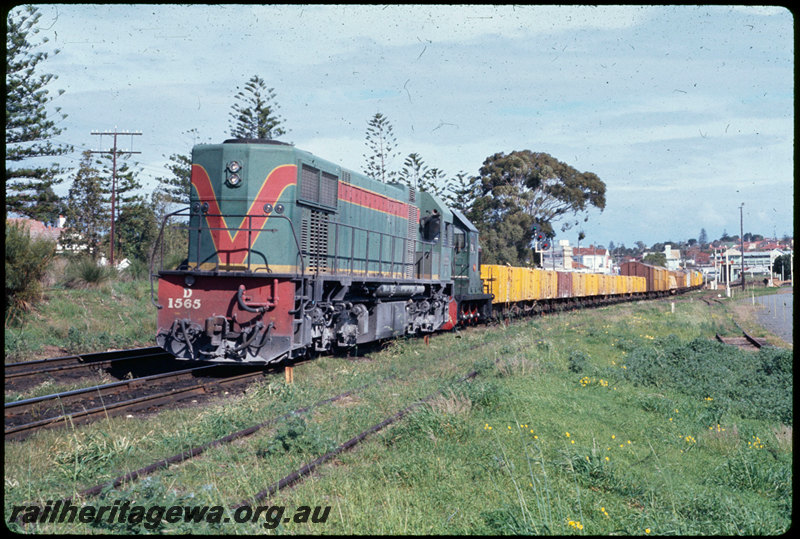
xmin=150 ymin=139 xmax=703 ymax=364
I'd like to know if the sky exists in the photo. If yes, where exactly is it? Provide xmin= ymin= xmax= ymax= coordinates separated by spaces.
xmin=11 ymin=4 xmax=794 ymax=248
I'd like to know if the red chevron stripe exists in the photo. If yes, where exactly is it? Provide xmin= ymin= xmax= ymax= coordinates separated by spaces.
xmin=191 ymin=164 xmax=297 ymax=265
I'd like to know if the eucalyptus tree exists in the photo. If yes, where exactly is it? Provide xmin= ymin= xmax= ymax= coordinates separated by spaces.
xmin=472 ymin=150 xmax=606 ymax=265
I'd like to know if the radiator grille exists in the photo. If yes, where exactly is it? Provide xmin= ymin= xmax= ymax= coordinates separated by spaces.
xmin=301 ymin=209 xmax=329 ymax=273
xmin=300 ymin=164 xmax=338 ymax=210
xmin=405 ymin=205 xmax=419 ymax=278
xmin=320 ymin=172 xmax=338 ymax=208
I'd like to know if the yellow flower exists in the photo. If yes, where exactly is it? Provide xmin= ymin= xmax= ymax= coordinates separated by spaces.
xmin=565 ymin=432 xmax=570 ymax=437
xmin=646 ymin=528 xmax=651 ymax=534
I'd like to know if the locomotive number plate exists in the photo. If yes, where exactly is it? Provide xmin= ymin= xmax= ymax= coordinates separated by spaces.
xmin=167 ymin=288 xmax=202 ymax=309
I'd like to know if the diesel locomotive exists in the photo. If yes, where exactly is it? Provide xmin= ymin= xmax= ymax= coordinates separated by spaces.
xmin=151 ymin=139 xmax=703 ymax=365
xmin=152 ymin=139 xmax=491 ymax=364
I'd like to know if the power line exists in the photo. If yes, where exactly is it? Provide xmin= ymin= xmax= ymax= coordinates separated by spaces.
xmin=90 ymin=129 xmax=142 ymax=266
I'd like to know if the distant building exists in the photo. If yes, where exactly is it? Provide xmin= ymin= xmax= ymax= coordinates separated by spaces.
xmin=6 ymin=216 xmax=75 ymax=252
xmin=719 ymin=248 xmax=787 ymax=277
xmin=542 ymin=240 xmax=614 ymax=274
xmin=540 ymin=241 xmax=613 ymax=273
xmin=662 ymin=244 xmax=682 ymax=270
xmin=573 ymin=245 xmax=613 ymax=274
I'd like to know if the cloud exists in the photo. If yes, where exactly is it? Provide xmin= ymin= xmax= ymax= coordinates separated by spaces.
xmin=22 ymin=4 xmax=793 ymax=248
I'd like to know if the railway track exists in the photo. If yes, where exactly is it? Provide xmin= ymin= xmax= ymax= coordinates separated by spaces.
xmin=5 ymin=346 xmax=172 ymax=389
xmin=52 ymin=335 xmax=498 ymax=507
xmin=715 ymin=331 xmax=768 ymax=350
xmin=5 ymin=362 xmax=273 ymax=440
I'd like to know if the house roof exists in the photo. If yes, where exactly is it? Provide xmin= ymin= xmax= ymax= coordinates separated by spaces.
xmin=7 ymin=218 xmax=65 ymax=241
xmin=572 ymin=245 xmax=608 ymax=256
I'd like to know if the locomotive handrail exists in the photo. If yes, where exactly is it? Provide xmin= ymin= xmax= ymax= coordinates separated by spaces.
xmin=150 ymin=208 xmax=305 ymax=311
xmin=187 ymin=212 xmax=304 ymax=277
xmin=150 ymin=206 xmax=191 ymax=309
xmin=306 ymin=219 xmax=439 ymax=280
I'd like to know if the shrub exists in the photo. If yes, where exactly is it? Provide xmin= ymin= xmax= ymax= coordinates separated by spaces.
xmin=63 ymin=256 xmax=115 ymax=288
xmin=5 ymin=222 xmax=56 ymax=323
xmin=121 ymin=257 xmax=149 ymax=281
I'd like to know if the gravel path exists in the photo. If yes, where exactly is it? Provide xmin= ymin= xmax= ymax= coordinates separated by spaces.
xmin=746 ymin=291 xmax=793 ymax=344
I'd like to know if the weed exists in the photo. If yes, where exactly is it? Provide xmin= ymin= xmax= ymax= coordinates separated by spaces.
xmin=478 ymin=504 xmax=537 ymax=534
xmin=567 ymin=349 xmax=590 ymax=373
xmin=623 ymin=336 xmax=792 ymax=423
xmin=254 ymin=415 xmax=336 ymax=458
xmin=428 ymin=388 xmax=473 ymax=416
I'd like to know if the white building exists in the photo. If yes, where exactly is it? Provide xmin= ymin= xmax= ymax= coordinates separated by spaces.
xmin=541 ymin=241 xmax=613 ymax=273
xmin=719 ymin=248 xmax=787 ymax=277
xmin=663 ymin=244 xmax=682 ymax=271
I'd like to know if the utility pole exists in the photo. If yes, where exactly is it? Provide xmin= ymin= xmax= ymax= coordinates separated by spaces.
xmin=739 ymin=203 xmax=745 ymax=291
xmin=90 ymin=129 xmax=142 ymax=267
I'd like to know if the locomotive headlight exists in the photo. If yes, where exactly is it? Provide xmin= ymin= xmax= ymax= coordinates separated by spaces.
xmin=227 ymin=160 xmax=242 ymax=173
xmin=227 ymin=173 xmax=242 ymax=187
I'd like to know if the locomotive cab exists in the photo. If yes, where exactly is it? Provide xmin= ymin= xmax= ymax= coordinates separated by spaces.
xmin=449 ymin=208 xmax=493 ymax=324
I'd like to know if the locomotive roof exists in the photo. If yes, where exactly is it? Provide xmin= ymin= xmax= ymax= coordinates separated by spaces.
xmin=451 ymin=208 xmax=478 ymax=233
xmin=221 ymin=138 xmax=293 ymax=145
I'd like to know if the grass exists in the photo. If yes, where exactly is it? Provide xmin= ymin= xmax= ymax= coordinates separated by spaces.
xmin=4 ymin=279 xmax=156 ymax=363
xmin=4 ymin=288 xmax=792 ymax=534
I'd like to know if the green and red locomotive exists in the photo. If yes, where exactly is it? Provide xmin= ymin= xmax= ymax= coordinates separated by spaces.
xmin=153 ymin=139 xmax=491 ymax=364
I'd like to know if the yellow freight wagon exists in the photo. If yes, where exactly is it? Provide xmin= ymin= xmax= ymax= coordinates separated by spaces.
xmin=528 ymin=267 xmax=542 ymax=300
xmin=540 ymin=269 xmax=557 ymax=299
xmin=586 ymin=273 xmax=599 ymax=296
xmin=572 ymin=272 xmax=585 ymax=297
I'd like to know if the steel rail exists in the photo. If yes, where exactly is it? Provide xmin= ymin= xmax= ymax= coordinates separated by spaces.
xmin=232 ymin=368 xmax=479 ymax=509
xmin=5 ymin=347 xmax=166 ymax=377
xmin=71 ymin=375 xmax=397 ymax=500
xmin=59 ymin=336 xmax=499 ymax=501
xmin=5 ymin=369 xmax=268 ymax=439
xmin=5 ymin=364 xmax=223 ymax=418
xmin=5 ymin=347 xmax=170 ymax=382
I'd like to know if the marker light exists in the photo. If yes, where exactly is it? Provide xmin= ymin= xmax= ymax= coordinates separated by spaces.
xmin=227 ymin=160 xmax=242 ymax=173
xmin=227 ymin=173 xmax=241 ymax=187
